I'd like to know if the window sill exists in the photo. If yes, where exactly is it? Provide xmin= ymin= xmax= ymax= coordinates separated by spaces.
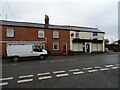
xmin=53 ymin=49 xmax=59 ymax=50
xmin=38 ymin=37 xmax=44 ymax=39
xmin=53 ymin=38 xmax=59 ymax=39
xmin=6 ymin=37 xmax=14 ymax=38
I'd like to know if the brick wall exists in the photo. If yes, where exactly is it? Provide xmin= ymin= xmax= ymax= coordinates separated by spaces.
xmin=0 ymin=26 xmax=2 ymax=57
xmin=2 ymin=26 xmax=70 ymax=57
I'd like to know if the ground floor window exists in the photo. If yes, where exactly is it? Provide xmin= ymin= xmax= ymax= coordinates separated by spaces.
xmin=72 ymin=43 xmax=83 ymax=51
xmin=98 ymin=43 xmax=102 ymax=51
xmin=33 ymin=42 xmax=45 ymax=49
xmin=92 ymin=43 xmax=98 ymax=51
xmin=53 ymin=42 xmax=59 ymax=50
xmin=92 ymin=43 xmax=103 ymax=52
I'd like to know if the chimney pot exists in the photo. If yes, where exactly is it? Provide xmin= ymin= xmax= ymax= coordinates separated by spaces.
xmin=45 ymin=15 xmax=49 ymax=28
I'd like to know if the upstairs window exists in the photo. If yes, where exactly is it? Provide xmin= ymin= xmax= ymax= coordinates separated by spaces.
xmin=75 ymin=32 xmax=80 ymax=38
xmin=93 ymin=32 xmax=98 ymax=36
xmin=53 ymin=31 xmax=59 ymax=38
xmin=38 ymin=30 xmax=44 ymax=38
xmin=53 ymin=42 xmax=59 ymax=50
xmin=6 ymin=27 xmax=14 ymax=37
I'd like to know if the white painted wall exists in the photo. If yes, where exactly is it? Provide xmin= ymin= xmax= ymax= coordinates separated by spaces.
xmin=70 ymin=31 xmax=105 ymax=52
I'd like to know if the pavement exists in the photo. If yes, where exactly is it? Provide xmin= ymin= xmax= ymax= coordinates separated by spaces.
xmin=0 ymin=53 xmax=119 ymax=88
xmin=1 ymin=52 xmax=119 ymax=65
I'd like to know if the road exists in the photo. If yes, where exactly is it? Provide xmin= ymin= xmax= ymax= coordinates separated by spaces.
xmin=1 ymin=54 xmax=119 ymax=88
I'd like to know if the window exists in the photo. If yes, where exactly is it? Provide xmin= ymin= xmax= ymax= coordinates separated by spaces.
xmin=38 ymin=42 xmax=45 ymax=49
xmin=6 ymin=28 xmax=14 ymax=37
xmin=53 ymin=31 xmax=59 ymax=38
xmin=32 ymin=45 xmax=43 ymax=52
xmin=53 ymin=42 xmax=59 ymax=50
xmin=93 ymin=32 xmax=98 ymax=36
xmin=38 ymin=30 xmax=44 ymax=38
xmin=75 ymin=32 xmax=79 ymax=38
xmin=92 ymin=43 xmax=98 ymax=51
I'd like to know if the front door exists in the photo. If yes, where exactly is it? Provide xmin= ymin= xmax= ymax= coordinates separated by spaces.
xmin=62 ymin=44 xmax=67 ymax=54
xmin=86 ymin=44 xmax=90 ymax=53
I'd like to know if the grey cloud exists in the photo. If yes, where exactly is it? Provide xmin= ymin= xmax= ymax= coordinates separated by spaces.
xmin=1 ymin=1 xmax=118 ymax=42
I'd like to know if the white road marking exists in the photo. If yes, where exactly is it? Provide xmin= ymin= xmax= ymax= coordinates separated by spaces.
xmin=40 ymin=61 xmax=47 ymax=63
xmin=19 ymin=75 xmax=33 ymax=79
xmin=69 ymin=69 xmax=80 ymax=72
xmin=56 ymin=73 xmax=69 ymax=77
xmin=37 ymin=72 xmax=50 ymax=76
xmin=53 ymin=70 xmax=65 ymax=74
xmin=112 ymin=67 xmax=119 ymax=69
xmin=12 ymin=64 xmax=18 ymax=66
xmin=0 ymin=64 xmax=18 ymax=67
xmin=100 ymin=68 xmax=109 ymax=71
xmin=39 ymin=76 xmax=52 ymax=80
xmin=94 ymin=67 xmax=102 ymax=69
xmin=49 ymin=61 xmax=55 ymax=62
xmin=83 ymin=67 xmax=92 ymax=70
xmin=0 ymin=82 xmax=8 ymax=86
xmin=49 ymin=59 xmax=76 ymax=63
xmin=69 ymin=59 xmax=77 ymax=61
xmin=88 ymin=69 xmax=98 ymax=73
xmin=73 ymin=71 xmax=84 ymax=75
xmin=17 ymin=79 xmax=33 ymax=84
xmin=105 ymin=65 xmax=114 ymax=67
xmin=0 ymin=64 xmax=10 ymax=67
xmin=0 ymin=77 xmax=13 ymax=81
xmin=115 ymin=64 xmax=120 ymax=66
xmin=49 ymin=60 xmax=66 ymax=62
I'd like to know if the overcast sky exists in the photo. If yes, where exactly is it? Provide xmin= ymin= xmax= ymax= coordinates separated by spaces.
xmin=1 ymin=0 xmax=119 ymax=42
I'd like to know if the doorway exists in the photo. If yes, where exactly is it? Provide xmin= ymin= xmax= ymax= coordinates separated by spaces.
xmin=86 ymin=44 xmax=90 ymax=52
xmin=62 ymin=44 xmax=67 ymax=54
xmin=85 ymin=43 xmax=91 ymax=53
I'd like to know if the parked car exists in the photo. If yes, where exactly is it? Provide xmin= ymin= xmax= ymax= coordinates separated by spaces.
xmin=105 ymin=48 xmax=109 ymax=53
xmin=7 ymin=44 xmax=48 ymax=62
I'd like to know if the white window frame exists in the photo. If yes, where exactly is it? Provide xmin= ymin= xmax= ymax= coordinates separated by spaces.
xmin=38 ymin=30 xmax=44 ymax=38
xmin=6 ymin=27 xmax=14 ymax=37
xmin=53 ymin=31 xmax=59 ymax=38
xmin=53 ymin=42 xmax=59 ymax=50
xmin=75 ymin=32 xmax=80 ymax=38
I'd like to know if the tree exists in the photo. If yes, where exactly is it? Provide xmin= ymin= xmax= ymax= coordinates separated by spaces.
xmin=117 ymin=39 xmax=120 ymax=44
xmin=105 ymin=39 xmax=109 ymax=45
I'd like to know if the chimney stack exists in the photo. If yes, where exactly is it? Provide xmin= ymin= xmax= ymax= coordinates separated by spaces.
xmin=45 ymin=15 xmax=49 ymax=28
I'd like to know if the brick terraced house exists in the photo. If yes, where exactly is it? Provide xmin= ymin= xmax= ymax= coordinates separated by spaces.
xmin=0 ymin=15 xmax=105 ymax=58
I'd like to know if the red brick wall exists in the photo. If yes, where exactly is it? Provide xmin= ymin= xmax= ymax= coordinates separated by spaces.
xmin=0 ymin=26 xmax=2 ymax=57
xmin=2 ymin=26 xmax=70 ymax=57
xmin=45 ymin=29 xmax=70 ymax=55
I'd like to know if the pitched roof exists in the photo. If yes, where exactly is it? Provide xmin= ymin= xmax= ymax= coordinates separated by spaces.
xmin=0 ymin=20 xmax=104 ymax=33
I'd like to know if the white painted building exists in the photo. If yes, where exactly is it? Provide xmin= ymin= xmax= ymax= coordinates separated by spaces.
xmin=69 ymin=26 xmax=105 ymax=53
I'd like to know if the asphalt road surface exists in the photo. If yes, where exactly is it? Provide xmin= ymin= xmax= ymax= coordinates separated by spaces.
xmin=1 ymin=53 xmax=119 ymax=88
